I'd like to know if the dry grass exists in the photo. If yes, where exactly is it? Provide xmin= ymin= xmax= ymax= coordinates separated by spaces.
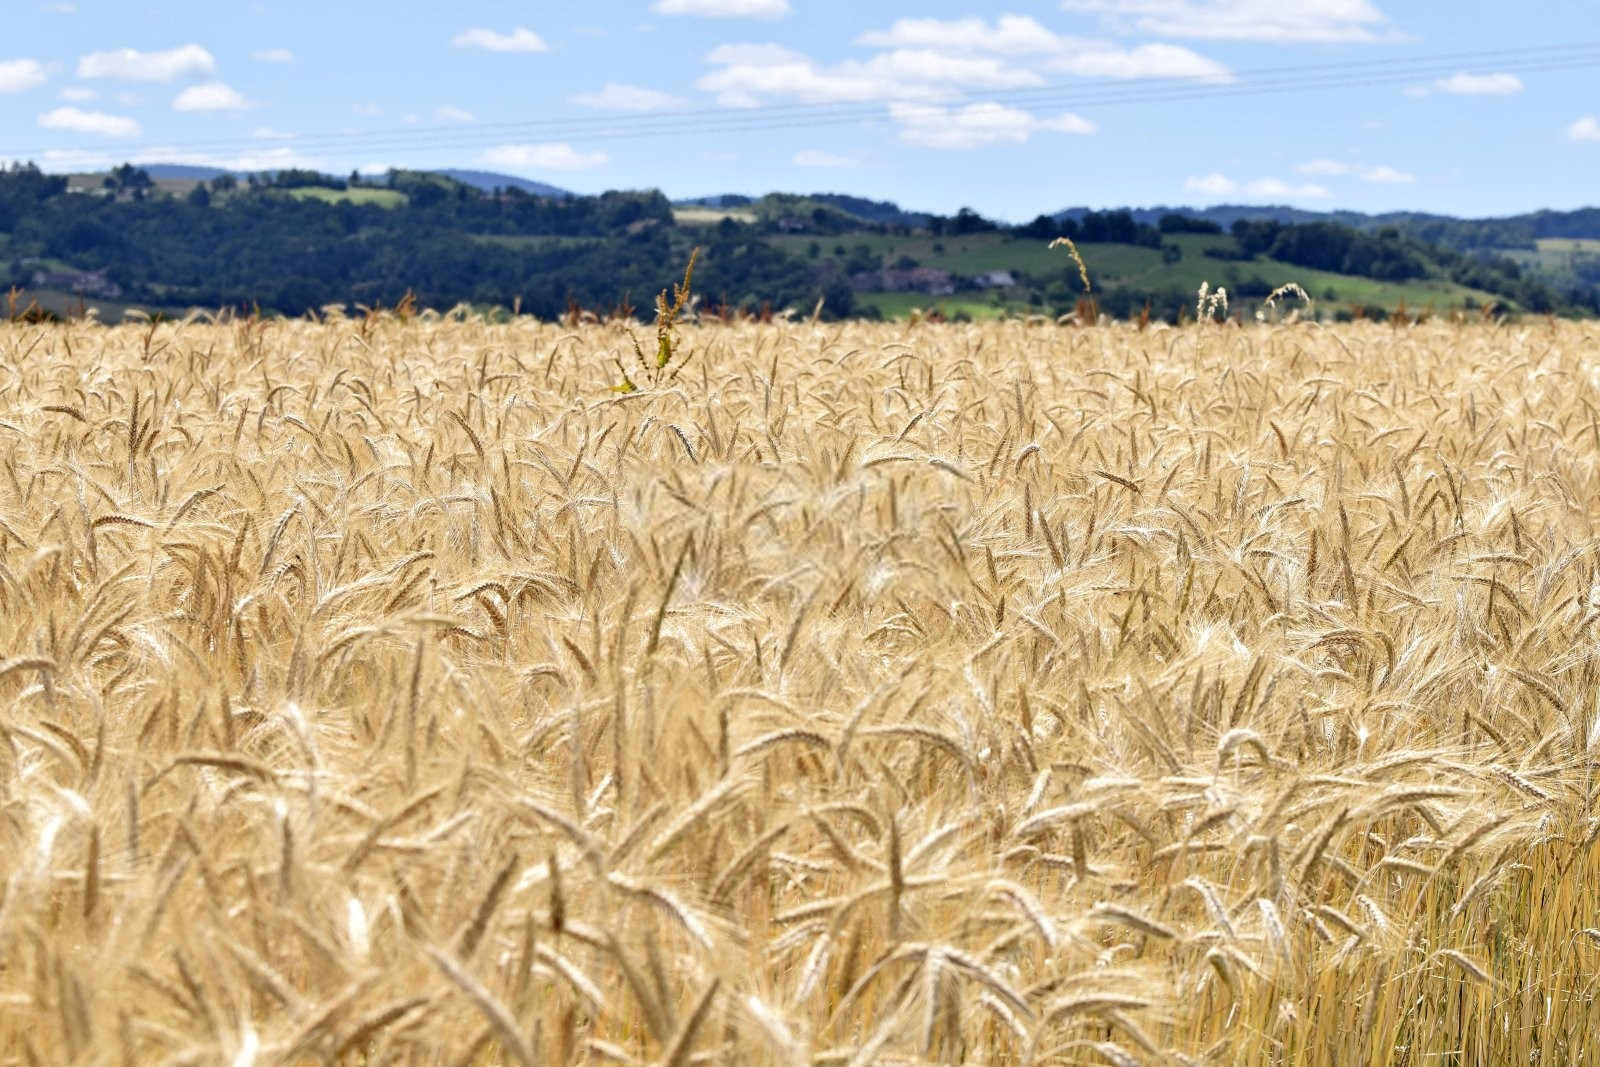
xmin=3 ymin=311 xmax=1600 ymax=1066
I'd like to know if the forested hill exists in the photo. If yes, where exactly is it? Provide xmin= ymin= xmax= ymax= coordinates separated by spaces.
xmin=3 ymin=162 xmax=1595 ymax=322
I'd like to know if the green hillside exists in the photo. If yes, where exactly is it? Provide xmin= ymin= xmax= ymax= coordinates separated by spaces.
xmin=1 ymin=161 xmax=1587 ymax=324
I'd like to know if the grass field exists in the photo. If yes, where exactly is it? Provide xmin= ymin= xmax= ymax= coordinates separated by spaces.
xmin=673 ymin=206 xmax=760 ymax=225
xmin=1536 ymin=237 xmax=1600 ymax=254
xmin=279 ymin=186 xmax=408 ymax=208
xmin=855 ymin=290 xmax=1012 ymax=319
xmin=772 ymin=232 xmax=1507 ymax=315
xmin=3 ymin=314 xmax=1600 ymax=1065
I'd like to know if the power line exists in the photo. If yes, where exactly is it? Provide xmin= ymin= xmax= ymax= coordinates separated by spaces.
xmin=10 ymin=40 xmax=1600 ymax=162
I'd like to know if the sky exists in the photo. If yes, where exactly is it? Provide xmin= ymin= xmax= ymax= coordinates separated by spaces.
xmin=4 ymin=0 xmax=1600 ymax=220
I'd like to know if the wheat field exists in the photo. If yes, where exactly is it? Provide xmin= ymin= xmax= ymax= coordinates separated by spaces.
xmin=3 ymin=312 xmax=1600 ymax=1066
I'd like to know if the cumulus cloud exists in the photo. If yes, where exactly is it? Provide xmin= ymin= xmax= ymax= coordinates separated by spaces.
xmin=793 ymin=148 xmax=857 ymax=167
xmin=1433 ymin=71 xmax=1523 ymax=95
xmin=0 ymin=58 xmax=49 ymax=93
xmin=37 ymin=106 xmax=140 ymax=137
xmin=698 ymin=46 xmax=912 ymax=106
xmin=652 ymin=0 xmax=791 ymax=17
xmin=59 ymin=86 xmax=97 ymax=102
xmin=1568 ymin=116 xmax=1600 ymax=143
xmin=859 ymin=14 xmax=1067 ymax=53
xmin=1061 ymin=0 xmax=1394 ymax=43
xmin=857 ymin=16 xmax=1230 ymax=80
xmin=891 ymin=101 xmax=1095 ymax=149
xmin=1054 ymin=42 xmax=1229 ymax=79
xmin=434 ymin=105 xmax=476 ymax=123
xmin=698 ymin=40 xmax=1098 ymax=108
xmin=1361 ymin=164 xmax=1413 ymax=184
xmin=145 ymin=145 xmax=328 ymax=172
xmin=1295 ymin=158 xmax=1350 ymax=176
xmin=702 ymin=17 xmax=1229 ymax=111
xmin=1296 ymin=159 xmax=1414 ymax=183
xmin=1183 ymin=172 xmax=1330 ymax=200
xmin=31 ymin=147 xmax=115 ymax=170
xmin=452 ymin=27 xmax=549 ymax=52
xmin=570 ymin=82 xmax=688 ymax=111
xmin=172 ymin=81 xmax=250 ymax=112
xmin=78 ymin=44 xmax=215 ymax=82
xmin=252 ymin=48 xmax=295 ymax=64
xmin=481 ymin=142 xmax=609 ymax=171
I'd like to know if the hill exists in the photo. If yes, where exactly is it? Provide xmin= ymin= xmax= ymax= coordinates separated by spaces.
xmin=118 ymin=164 xmax=571 ymax=199
xmin=2 ymin=161 xmax=1594 ymax=323
xmin=433 ymin=169 xmax=572 ymax=198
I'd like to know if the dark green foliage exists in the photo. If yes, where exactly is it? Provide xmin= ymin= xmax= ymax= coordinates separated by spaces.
xmin=1159 ymin=213 xmax=1223 ymax=235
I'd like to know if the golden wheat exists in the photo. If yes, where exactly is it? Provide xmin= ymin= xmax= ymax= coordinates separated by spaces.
xmin=0 ymin=310 xmax=1599 ymax=1065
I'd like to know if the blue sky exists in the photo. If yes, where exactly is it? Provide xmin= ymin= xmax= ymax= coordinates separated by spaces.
xmin=4 ymin=0 xmax=1599 ymax=220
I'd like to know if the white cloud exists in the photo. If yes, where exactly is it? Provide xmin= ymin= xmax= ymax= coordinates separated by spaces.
xmin=434 ymin=105 xmax=476 ymax=123
xmin=1183 ymin=172 xmax=1330 ymax=200
xmin=869 ymin=50 xmax=1047 ymax=89
xmin=653 ymin=0 xmax=791 ymax=17
xmin=793 ymin=148 xmax=857 ymax=167
xmin=252 ymin=48 xmax=295 ymax=64
xmin=1568 ymin=116 xmax=1600 ymax=143
xmin=59 ymin=86 xmax=97 ymax=102
xmin=697 ymin=22 xmax=1227 ymax=119
xmin=77 ymin=44 xmax=216 ymax=82
xmin=891 ymin=101 xmax=1095 ymax=149
xmin=859 ymin=14 xmax=1067 ymax=53
xmin=252 ymin=126 xmax=295 ymax=139
xmin=1184 ymin=172 xmax=1236 ymax=196
xmin=37 ymin=106 xmax=141 ymax=137
xmin=452 ymin=27 xmax=549 ymax=52
xmin=1296 ymin=158 xmax=1350 ymax=176
xmin=698 ymin=40 xmax=1086 ymax=107
xmin=1053 ymin=42 xmax=1229 ymax=80
xmin=1296 ymin=158 xmax=1414 ymax=183
xmin=1361 ymin=164 xmax=1413 ymax=184
xmin=353 ymin=102 xmax=382 ymax=117
xmin=571 ymin=82 xmax=688 ymax=111
xmin=173 ymin=81 xmax=250 ymax=112
xmin=141 ymin=145 xmax=327 ymax=172
xmin=699 ymin=47 xmax=909 ymax=106
xmin=0 ymin=58 xmax=49 ymax=93
xmin=481 ymin=142 xmax=609 ymax=171
xmin=856 ymin=16 xmax=1229 ymax=81
xmin=33 ymin=147 xmax=114 ymax=171
xmin=1061 ymin=0 xmax=1394 ymax=43
xmin=43 ymin=3 xmax=76 ymax=11
xmin=1433 ymin=71 xmax=1523 ymax=96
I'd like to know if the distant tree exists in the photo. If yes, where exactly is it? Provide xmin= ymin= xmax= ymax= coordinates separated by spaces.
xmin=1018 ymin=214 xmax=1060 ymax=240
xmin=951 ymin=207 xmax=995 ymax=235
xmin=186 ymin=184 xmax=211 ymax=208
xmin=108 ymin=163 xmax=153 ymax=193
xmin=1158 ymin=213 xmax=1222 ymax=235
